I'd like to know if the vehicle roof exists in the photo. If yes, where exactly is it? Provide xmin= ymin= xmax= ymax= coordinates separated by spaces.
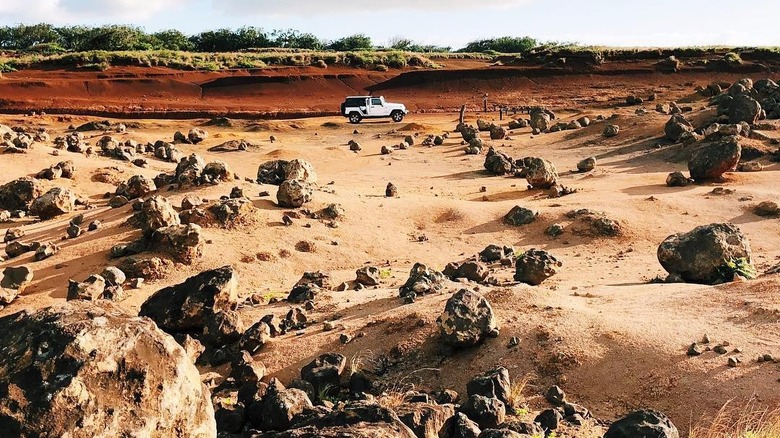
xmin=345 ymin=96 xmax=383 ymax=99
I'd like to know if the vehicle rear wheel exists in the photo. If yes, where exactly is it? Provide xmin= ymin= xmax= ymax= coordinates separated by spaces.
xmin=348 ymin=113 xmax=362 ymax=124
xmin=391 ymin=111 xmax=404 ymax=122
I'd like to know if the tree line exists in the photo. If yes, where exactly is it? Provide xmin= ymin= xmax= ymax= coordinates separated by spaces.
xmin=0 ymin=24 xmax=539 ymax=54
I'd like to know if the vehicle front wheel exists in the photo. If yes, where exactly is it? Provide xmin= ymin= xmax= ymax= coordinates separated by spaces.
xmin=391 ymin=111 xmax=404 ymax=122
xmin=348 ymin=113 xmax=362 ymax=124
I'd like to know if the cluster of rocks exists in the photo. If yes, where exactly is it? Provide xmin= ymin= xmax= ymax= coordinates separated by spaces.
xmin=564 ymin=209 xmax=624 ymax=237
xmin=0 ymin=177 xmax=84 ymax=222
xmin=256 ymin=159 xmax=317 ymax=208
xmin=169 ymin=153 xmax=235 ymax=187
xmin=34 ymin=160 xmax=75 ymax=180
xmin=174 ymin=127 xmax=209 ymax=144
xmin=399 ymin=262 xmax=447 ymax=303
xmin=67 ymin=265 xmax=135 ymax=302
xmin=0 ymin=266 xmax=687 ymax=437
xmin=706 ymin=78 xmax=779 ymax=122
xmin=116 ymin=195 xmax=205 ymax=264
xmin=0 ymin=124 xmax=50 ymax=153
xmin=443 ymin=244 xmax=514 ymax=286
xmin=140 ymin=266 xmax=306 ymax=369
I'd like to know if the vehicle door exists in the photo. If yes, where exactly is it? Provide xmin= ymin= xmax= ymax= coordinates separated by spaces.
xmin=370 ymin=97 xmax=388 ymax=116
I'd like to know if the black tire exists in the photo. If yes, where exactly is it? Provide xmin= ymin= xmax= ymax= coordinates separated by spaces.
xmin=348 ymin=112 xmax=362 ymax=124
xmin=391 ymin=111 xmax=404 ymax=122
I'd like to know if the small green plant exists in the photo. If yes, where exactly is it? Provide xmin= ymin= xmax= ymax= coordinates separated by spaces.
xmin=718 ymin=257 xmax=757 ymax=281
xmin=316 ymin=384 xmax=340 ymax=404
xmin=723 ymin=52 xmax=743 ymax=65
xmin=379 ymin=268 xmax=392 ymax=279
xmin=260 ymin=290 xmax=288 ymax=301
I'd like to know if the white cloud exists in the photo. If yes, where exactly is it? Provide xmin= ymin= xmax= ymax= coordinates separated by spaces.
xmin=0 ymin=0 xmax=190 ymax=23
xmin=215 ymin=0 xmax=531 ymax=16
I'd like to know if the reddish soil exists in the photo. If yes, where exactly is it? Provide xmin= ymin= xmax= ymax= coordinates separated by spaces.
xmin=0 ymin=57 xmax=775 ymax=119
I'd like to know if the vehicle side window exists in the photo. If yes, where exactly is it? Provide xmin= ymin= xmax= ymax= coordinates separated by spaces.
xmin=346 ymin=98 xmax=366 ymax=107
xmin=371 ymin=98 xmax=382 ymax=106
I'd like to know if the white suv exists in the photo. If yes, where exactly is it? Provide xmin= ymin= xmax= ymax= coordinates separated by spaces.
xmin=341 ymin=96 xmax=408 ymax=124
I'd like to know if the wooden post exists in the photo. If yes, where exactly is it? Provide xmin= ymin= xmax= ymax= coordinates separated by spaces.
xmin=459 ymin=105 xmax=466 ymax=126
xmin=483 ymin=94 xmax=488 ymax=112
xmin=499 ymin=108 xmax=503 ymax=121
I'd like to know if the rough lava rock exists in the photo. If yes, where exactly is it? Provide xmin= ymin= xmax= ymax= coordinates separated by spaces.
xmin=0 ymin=178 xmax=43 ymax=212
xmin=664 ymin=114 xmax=694 ymax=142
xmin=0 ymin=301 xmax=216 ymax=437
xmin=30 ymin=187 xmax=77 ymax=220
xmin=139 ymin=265 xmax=239 ymax=332
xmin=277 ymin=179 xmax=313 ymax=208
xmin=688 ymin=136 xmax=741 ymax=181
xmin=604 ymin=409 xmax=679 ymax=438
xmin=0 ymin=266 xmax=33 ymax=304
xmin=437 ymin=289 xmax=499 ymax=347
xmin=514 ymin=249 xmax=562 ymax=285
xmin=657 ymin=223 xmax=753 ymax=284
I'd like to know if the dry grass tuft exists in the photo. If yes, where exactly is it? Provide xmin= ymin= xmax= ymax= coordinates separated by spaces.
xmin=689 ymin=400 xmax=780 ymax=438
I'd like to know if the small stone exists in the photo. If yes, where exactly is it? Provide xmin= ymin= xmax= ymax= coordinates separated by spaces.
xmin=687 ymin=343 xmax=703 ymax=356
xmin=728 ymin=357 xmax=739 ymax=367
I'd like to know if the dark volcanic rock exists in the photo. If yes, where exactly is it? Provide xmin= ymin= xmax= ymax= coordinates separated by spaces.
xmin=658 ymin=223 xmax=753 ymax=284
xmin=437 ymin=289 xmax=499 ymax=347
xmin=604 ymin=409 xmax=679 ymax=438
xmin=0 ymin=301 xmax=215 ymax=437
xmin=139 ymin=265 xmax=239 ymax=332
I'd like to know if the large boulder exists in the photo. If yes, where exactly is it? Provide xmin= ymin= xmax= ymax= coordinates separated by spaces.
xmin=300 ymin=353 xmax=347 ymax=397
xmin=658 ymin=223 xmax=753 ymax=284
xmin=399 ymin=263 xmax=446 ymax=299
xmin=66 ymin=274 xmax=106 ymax=301
xmin=604 ymin=410 xmax=679 ymax=438
xmin=437 ymin=289 xmax=499 ymax=347
xmin=150 ymin=224 xmax=205 ymax=264
xmin=0 ymin=266 xmax=33 ymax=304
xmin=458 ymin=395 xmax=506 ymax=429
xmin=440 ymin=412 xmax=482 ymax=438
xmin=504 ymin=206 xmax=538 ymax=226
xmin=202 ymin=161 xmax=233 ymax=183
xmin=257 ymin=160 xmax=290 ymax=185
xmin=286 ymin=159 xmax=317 ymax=184
xmin=188 ymin=128 xmax=208 ymax=144
xmin=139 ymin=266 xmax=239 ymax=332
xmin=467 ymin=367 xmax=512 ymax=408
xmin=728 ymin=95 xmax=762 ymax=125
xmin=30 ymin=187 xmax=77 ymax=220
xmin=688 ymin=136 xmax=741 ymax=181
xmin=255 ymin=379 xmax=314 ymax=431
xmin=520 ymin=157 xmax=558 ymax=189
xmin=664 ymin=114 xmax=694 ymax=142
xmin=116 ymin=174 xmax=157 ymax=199
xmin=135 ymin=196 xmax=181 ymax=236
xmin=484 ymin=147 xmax=514 ymax=175
xmin=515 ymin=249 xmax=562 ymax=285
xmin=396 ymin=403 xmax=455 ymax=438
xmin=530 ymin=110 xmax=551 ymax=132
xmin=0 ymin=302 xmax=215 ymax=437
xmin=277 ymin=179 xmax=313 ymax=208
xmin=0 ymin=178 xmax=43 ymax=212
xmin=175 ymin=154 xmax=206 ymax=186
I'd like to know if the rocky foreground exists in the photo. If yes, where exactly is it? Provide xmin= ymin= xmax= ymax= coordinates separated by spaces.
xmin=0 ymin=74 xmax=779 ymax=436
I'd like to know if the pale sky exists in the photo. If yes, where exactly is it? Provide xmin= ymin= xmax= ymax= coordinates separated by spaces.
xmin=1 ymin=0 xmax=779 ymax=49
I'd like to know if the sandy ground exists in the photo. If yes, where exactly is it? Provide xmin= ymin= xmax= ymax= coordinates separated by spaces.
xmin=1 ymin=73 xmax=780 ymax=435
